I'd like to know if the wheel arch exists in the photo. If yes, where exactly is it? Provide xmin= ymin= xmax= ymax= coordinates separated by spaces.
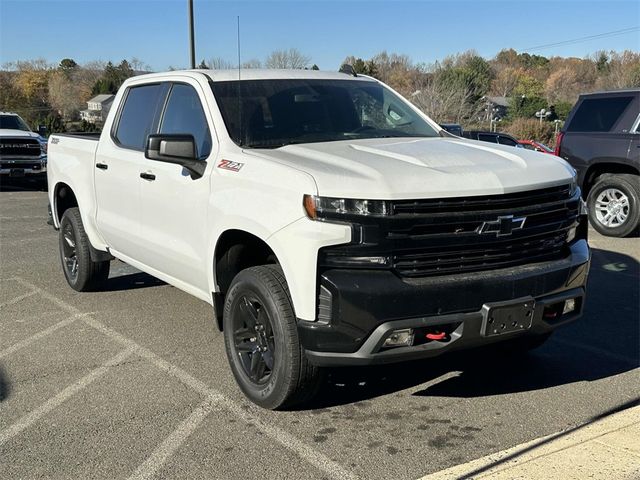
xmin=211 ymin=228 xmax=281 ymax=330
xmin=53 ymin=182 xmax=79 ymax=225
xmin=582 ymin=162 xmax=639 ymax=198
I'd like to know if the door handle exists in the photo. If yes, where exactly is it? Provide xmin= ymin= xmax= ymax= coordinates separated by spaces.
xmin=96 ymin=163 xmax=108 ymax=170
xmin=140 ymin=172 xmax=156 ymax=181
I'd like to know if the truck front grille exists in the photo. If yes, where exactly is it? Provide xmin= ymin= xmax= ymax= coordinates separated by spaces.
xmin=0 ymin=138 xmax=41 ymax=158
xmin=319 ymin=184 xmax=581 ymax=278
xmin=389 ymin=185 xmax=579 ymax=277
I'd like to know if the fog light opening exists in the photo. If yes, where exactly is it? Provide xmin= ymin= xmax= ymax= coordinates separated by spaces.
xmin=563 ymin=298 xmax=576 ymax=315
xmin=383 ymin=328 xmax=414 ymax=348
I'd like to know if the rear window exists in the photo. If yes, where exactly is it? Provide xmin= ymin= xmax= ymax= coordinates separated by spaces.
xmin=566 ymin=96 xmax=633 ymax=132
xmin=115 ymin=84 xmax=167 ymax=150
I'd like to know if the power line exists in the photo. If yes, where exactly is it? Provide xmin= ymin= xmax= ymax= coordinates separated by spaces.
xmin=522 ymin=26 xmax=639 ymax=52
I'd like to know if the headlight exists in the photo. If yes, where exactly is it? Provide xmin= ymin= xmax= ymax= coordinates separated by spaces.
xmin=568 ymin=175 xmax=578 ymax=197
xmin=303 ymin=195 xmax=391 ymax=220
xmin=40 ymin=142 xmax=48 ymax=155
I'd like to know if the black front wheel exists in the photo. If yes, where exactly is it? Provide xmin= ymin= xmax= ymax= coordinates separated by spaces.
xmin=58 ymin=207 xmax=110 ymax=291
xmin=223 ymin=265 xmax=322 ymax=409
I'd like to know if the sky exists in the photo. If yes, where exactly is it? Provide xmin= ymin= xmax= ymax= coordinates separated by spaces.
xmin=1 ymin=0 xmax=639 ymax=70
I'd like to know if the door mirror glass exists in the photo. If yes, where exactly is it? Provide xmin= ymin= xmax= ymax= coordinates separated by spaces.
xmin=145 ymin=134 xmax=205 ymax=178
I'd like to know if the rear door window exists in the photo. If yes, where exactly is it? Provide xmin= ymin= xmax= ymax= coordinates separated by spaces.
xmin=478 ymin=133 xmax=499 ymax=143
xmin=114 ymin=84 xmax=167 ymax=150
xmin=567 ymin=96 xmax=633 ymax=132
xmin=498 ymin=136 xmax=517 ymax=146
xmin=159 ymin=84 xmax=212 ymax=159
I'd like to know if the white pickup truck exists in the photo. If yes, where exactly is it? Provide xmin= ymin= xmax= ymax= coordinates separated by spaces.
xmin=48 ymin=69 xmax=591 ymax=409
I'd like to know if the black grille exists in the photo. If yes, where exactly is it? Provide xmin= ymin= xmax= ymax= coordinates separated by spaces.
xmin=0 ymin=138 xmax=41 ymax=158
xmin=319 ymin=184 xmax=581 ymax=278
xmin=389 ymin=185 xmax=579 ymax=277
xmin=393 ymin=230 xmax=568 ymax=277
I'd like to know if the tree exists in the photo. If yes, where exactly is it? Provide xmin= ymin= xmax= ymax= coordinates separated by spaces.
xmin=545 ymin=67 xmax=581 ymax=104
xmin=59 ymin=58 xmax=78 ymax=72
xmin=311 ymin=64 xmax=319 ymax=71
xmin=492 ymin=67 xmax=526 ymax=97
xmin=48 ymin=70 xmax=85 ymax=120
xmin=206 ymin=57 xmax=234 ymax=69
xmin=242 ymin=59 xmax=262 ymax=69
xmin=197 ymin=59 xmax=208 ymax=69
xmin=265 ymin=48 xmax=310 ymax=69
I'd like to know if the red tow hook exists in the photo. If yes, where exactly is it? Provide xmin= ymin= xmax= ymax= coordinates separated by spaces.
xmin=425 ymin=331 xmax=447 ymax=341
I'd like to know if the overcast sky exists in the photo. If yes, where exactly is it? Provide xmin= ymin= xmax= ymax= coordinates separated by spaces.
xmin=1 ymin=0 xmax=638 ymax=70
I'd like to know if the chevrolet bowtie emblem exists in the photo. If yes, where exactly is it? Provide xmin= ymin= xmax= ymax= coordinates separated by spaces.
xmin=479 ymin=215 xmax=527 ymax=236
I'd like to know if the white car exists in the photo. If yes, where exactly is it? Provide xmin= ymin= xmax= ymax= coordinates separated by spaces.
xmin=0 ymin=112 xmax=48 ymax=178
xmin=47 ymin=69 xmax=591 ymax=409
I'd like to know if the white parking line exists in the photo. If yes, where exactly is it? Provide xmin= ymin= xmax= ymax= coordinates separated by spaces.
xmin=127 ymin=395 xmax=220 ymax=480
xmin=0 ymin=290 xmax=38 ymax=309
xmin=0 ymin=346 xmax=135 ymax=447
xmin=0 ymin=313 xmax=90 ymax=360
xmin=12 ymin=277 xmax=358 ymax=480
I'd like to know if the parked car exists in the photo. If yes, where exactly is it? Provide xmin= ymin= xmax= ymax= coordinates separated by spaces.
xmin=47 ymin=69 xmax=590 ymax=409
xmin=439 ymin=123 xmax=463 ymax=136
xmin=556 ymin=89 xmax=640 ymax=237
xmin=518 ymin=140 xmax=554 ymax=154
xmin=462 ymin=130 xmax=522 ymax=147
xmin=0 ymin=112 xmax=48 ymax=179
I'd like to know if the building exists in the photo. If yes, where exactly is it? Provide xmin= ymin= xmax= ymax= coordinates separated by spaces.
xmin=80 ymin=94 xmax=115 ymax=124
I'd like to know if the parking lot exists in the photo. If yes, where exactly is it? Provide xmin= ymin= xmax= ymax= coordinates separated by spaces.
xmin=1 ymin=184 xmax=638 ymax=480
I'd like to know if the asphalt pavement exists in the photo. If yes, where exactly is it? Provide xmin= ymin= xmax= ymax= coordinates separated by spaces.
xmin=1 ymin=182 xmax=638 ymax=480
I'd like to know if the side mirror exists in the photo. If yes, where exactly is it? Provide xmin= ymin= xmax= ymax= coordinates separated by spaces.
xmin=145 ymin=134 xmax=206 ymax=179
xmin=38 ymin=125 xmax=47 ymax=137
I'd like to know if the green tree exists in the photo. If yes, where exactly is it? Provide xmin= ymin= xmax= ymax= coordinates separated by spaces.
xmin=197 ymin=59 xmax=208 ymax=69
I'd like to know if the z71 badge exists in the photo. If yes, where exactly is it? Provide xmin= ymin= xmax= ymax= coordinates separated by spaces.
xmin=217 ymin=159 xmax=244 ymax=172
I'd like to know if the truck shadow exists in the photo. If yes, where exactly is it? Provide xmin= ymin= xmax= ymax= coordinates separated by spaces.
xmin=306 ymin=246 xmax=639 ymax=409
xmin=103 ymin=271 xmax=166 ymax=292
xmin=0 ymin=177 xmax=48 ymax=192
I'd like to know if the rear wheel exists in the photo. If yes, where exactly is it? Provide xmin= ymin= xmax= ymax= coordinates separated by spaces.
xmin=59 ymin=207 xmax=110 ymax=291
xmin=587 ymin=174 xmax=640 ymax=237
xmin=223 ymin=265 xmax=322 ymax=409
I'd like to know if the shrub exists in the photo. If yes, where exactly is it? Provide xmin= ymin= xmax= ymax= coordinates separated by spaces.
xmin=504 ymin=118 xmax=555 ymax=145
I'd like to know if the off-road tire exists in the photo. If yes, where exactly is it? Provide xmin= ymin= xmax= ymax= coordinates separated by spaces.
xmin=58 ymin=207 xmax=110 ymax=291
xmin=223 ymin=265 xmax=322 ymax=409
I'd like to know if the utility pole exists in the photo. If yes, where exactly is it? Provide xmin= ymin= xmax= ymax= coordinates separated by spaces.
xmin=188 ymin=0 xmax=195 ymax=69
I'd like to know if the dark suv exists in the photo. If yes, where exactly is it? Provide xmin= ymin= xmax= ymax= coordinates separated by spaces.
xmin=556 ymin=89 xmax=639 ymax=237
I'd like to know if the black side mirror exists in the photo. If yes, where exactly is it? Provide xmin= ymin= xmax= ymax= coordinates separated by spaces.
xmin=38 ymin=125 xmax=47 ymax=137
xmin=145 ymin=134 xmax=206 ymax=179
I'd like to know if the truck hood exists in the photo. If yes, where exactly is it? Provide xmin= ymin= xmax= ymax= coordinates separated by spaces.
xmin=0 ymin=129 xmax=42 ymax=140
xmin=247 ymin=137 xmax=575 ymax=199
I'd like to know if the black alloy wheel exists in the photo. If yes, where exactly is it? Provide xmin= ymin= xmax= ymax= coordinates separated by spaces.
xmin=232 ymin=296 xmax=276 ymax=384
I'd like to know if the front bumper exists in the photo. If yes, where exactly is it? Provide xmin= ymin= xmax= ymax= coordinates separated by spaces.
xmin=0 ymin=158 xmax=47 ymax=177
xmin=300 ymin=239 xmax=590 ymax=366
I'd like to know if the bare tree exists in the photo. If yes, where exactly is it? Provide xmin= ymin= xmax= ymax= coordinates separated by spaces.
xmin=242 ymin=58 xmax=262 ymax=69
xmin=410 ymin=71 xmax=484 ymax=124
xmin=206 ymin=57 xmax=235 ymax=70
xmin=264 ymin=48 xmax=310 ymax=69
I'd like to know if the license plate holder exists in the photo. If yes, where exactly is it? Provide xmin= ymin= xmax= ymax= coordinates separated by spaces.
xmin=481 ymin=298 xmax=534 ymax=337
xmin=10 ymin=168 xmax=25 ymax=177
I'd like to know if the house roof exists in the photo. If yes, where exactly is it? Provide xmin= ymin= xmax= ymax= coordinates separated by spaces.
xmin=486 ymin=96 xmax=510 ymax=107
xmin=87 ymin=94 xmax=115 ymax=104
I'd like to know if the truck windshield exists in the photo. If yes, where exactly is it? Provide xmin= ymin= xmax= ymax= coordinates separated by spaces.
xmin=210 ymin=79 xmax=438 ymax=148
xmin=0 ymin=114 xmax=32 ymax=132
